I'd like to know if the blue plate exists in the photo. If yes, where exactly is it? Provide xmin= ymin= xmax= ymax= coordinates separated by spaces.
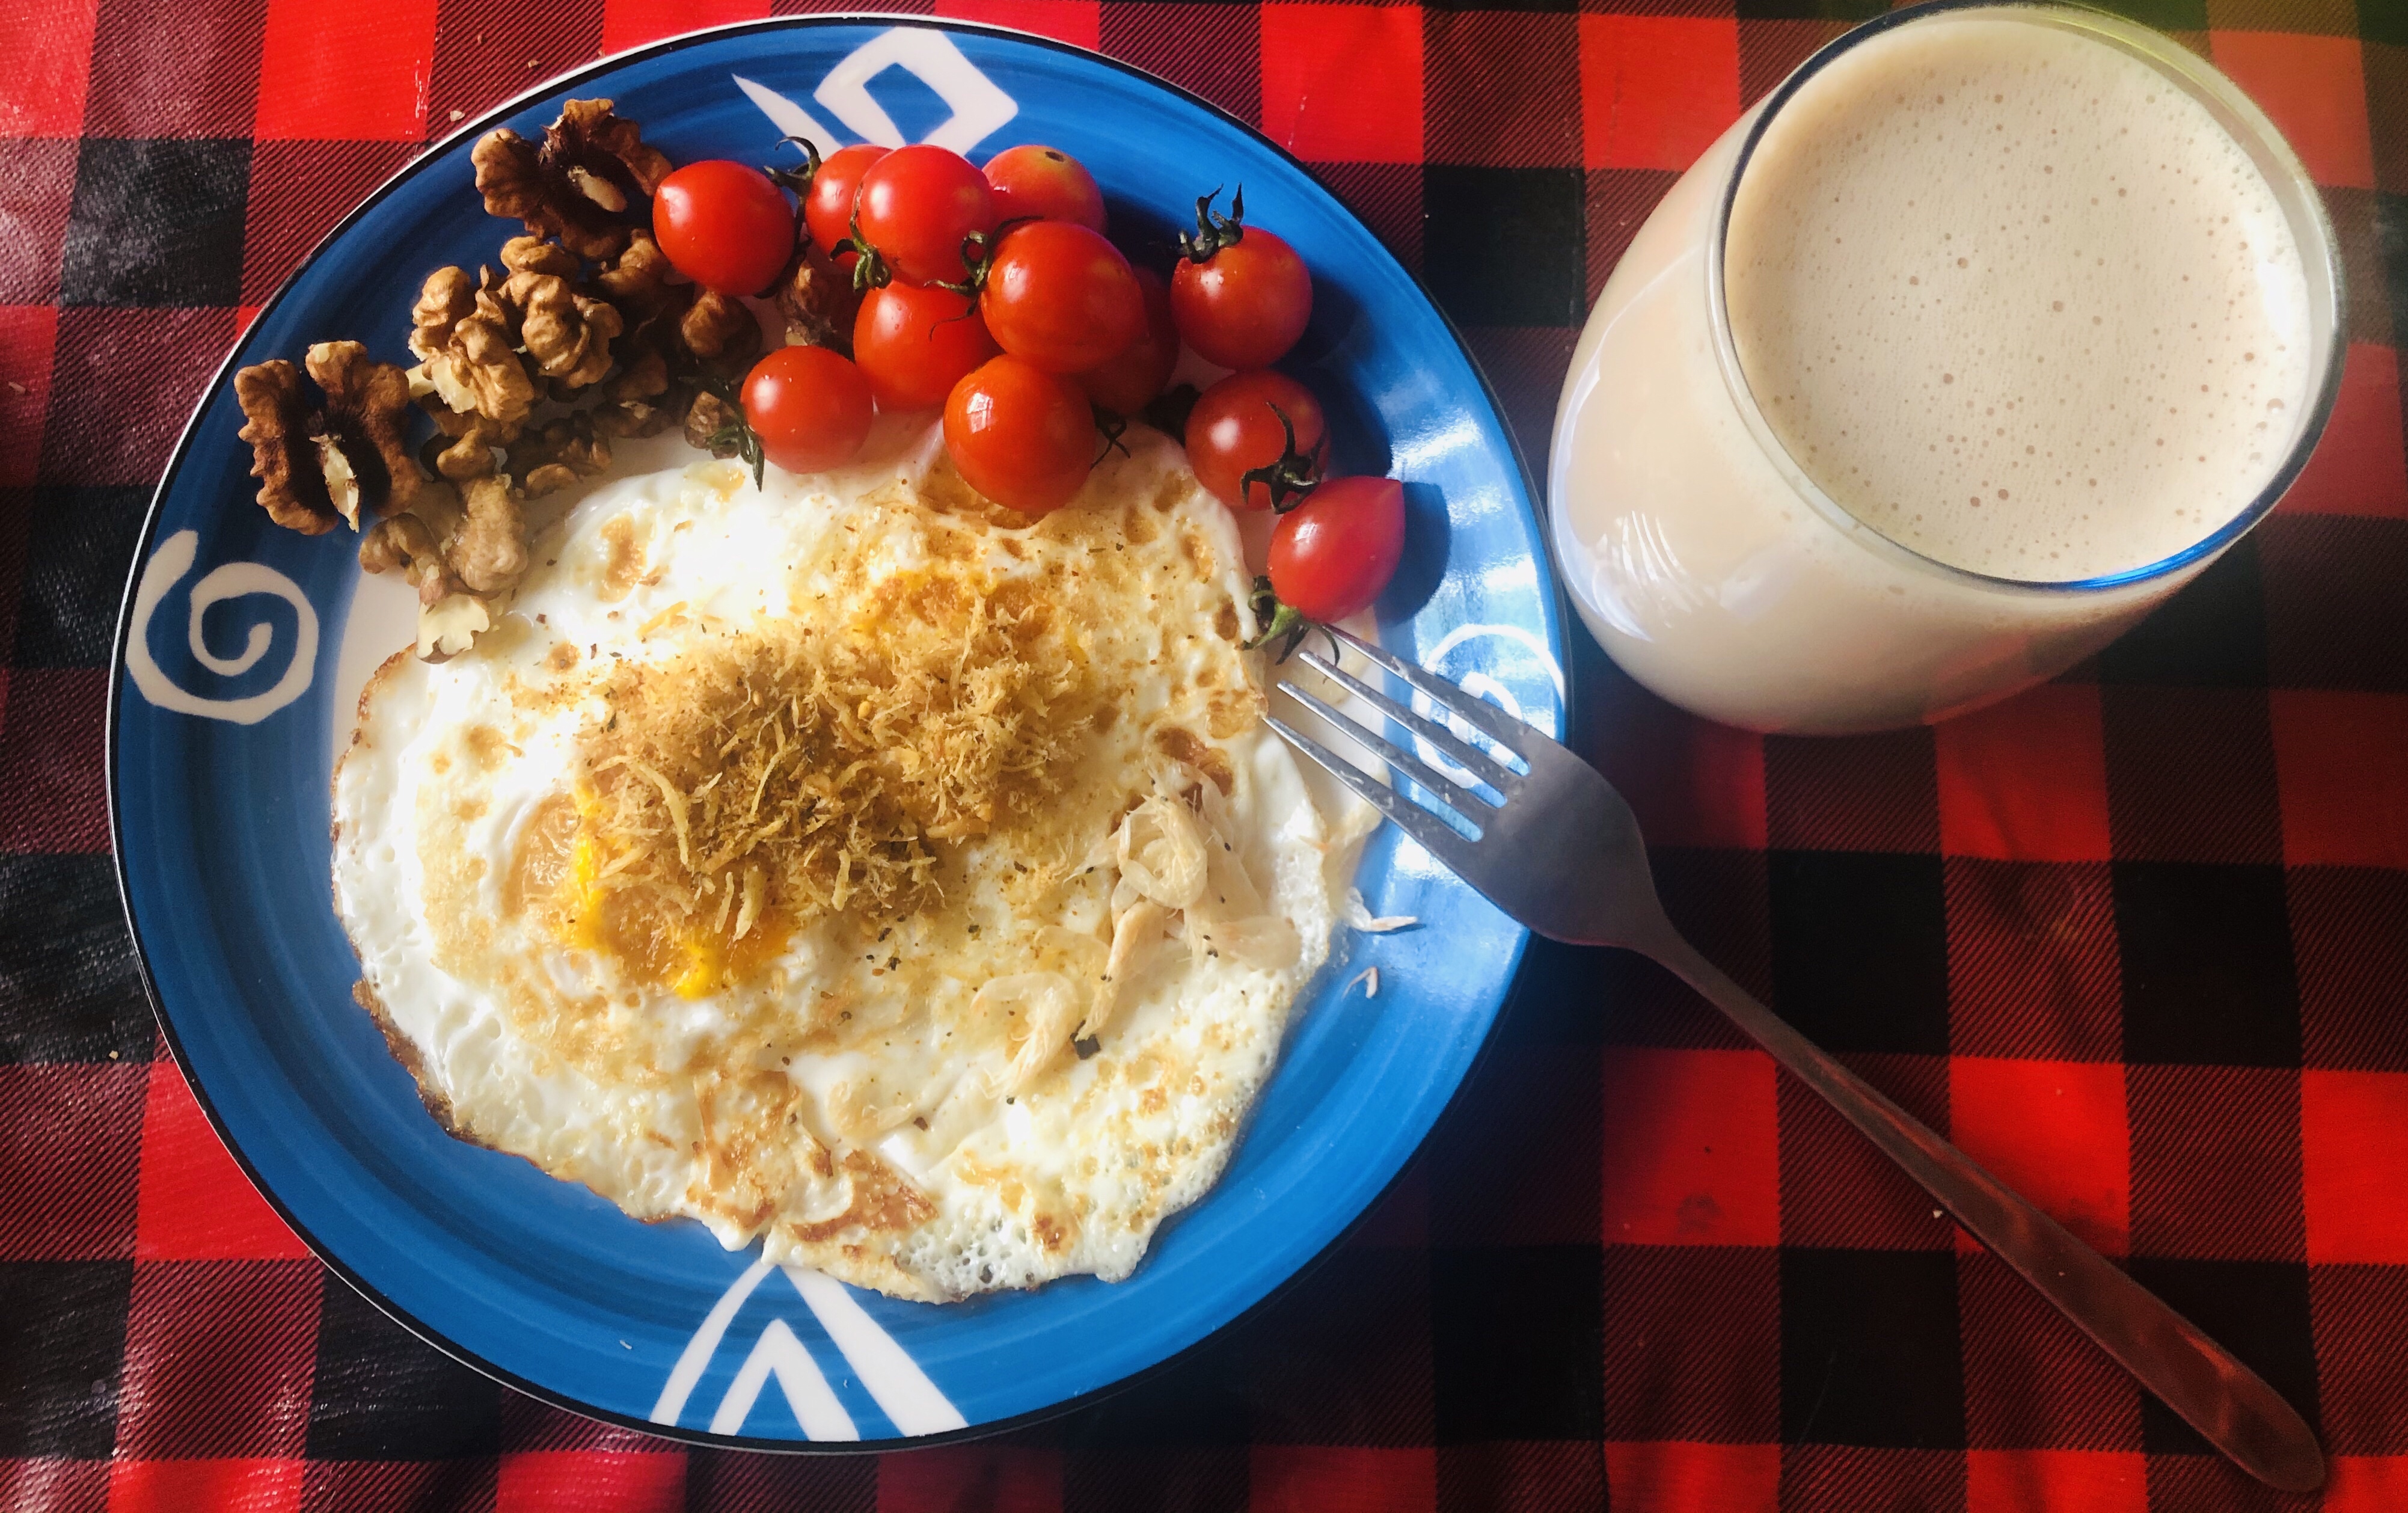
xmin=109 ymin=17 xmax=1566 ymax=1447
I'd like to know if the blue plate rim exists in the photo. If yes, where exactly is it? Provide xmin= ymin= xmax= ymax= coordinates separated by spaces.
xmin=105 ymin=11 xmax=1572 ymax=1452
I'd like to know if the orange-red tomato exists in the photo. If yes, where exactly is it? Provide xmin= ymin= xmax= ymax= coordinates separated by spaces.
xmin=1172 ymin=224 xmax=1311 ymax=369
xmin=803 ymin=143 xmax=888 ymax=260
xmin=853 ymin=281 xmax=1001 ymax=410
xmin=1267 ymin=476 xmax=1405 ymax=622
xmin=1077 ymin=267 xmax=1178 ymax=416
xmin=652 ymin=160 xmax=795 ymax=297
xmin=982 ymin=144 xmax=1106 ymax=232
xmin=1184 ymin=370 xmax=1326 ymax=511
xmin=855 ymin=145 xmax=997 ymax=286
xmin=978 ymin=221 xmax=1144 ymax=375
xmin=943 ymin=354 xmax=1094 ymax=515
xmin=741 ymin=346 xmax=874 ymax=473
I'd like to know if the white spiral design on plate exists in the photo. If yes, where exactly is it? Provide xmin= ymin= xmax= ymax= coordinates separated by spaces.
xmin=736 ymin=26 xmax=1017 ymax=155
xmin=127 ymin=530 xmax=320 ymax=725
xmin=1408 ymin=622 xmax=1566 ymax=785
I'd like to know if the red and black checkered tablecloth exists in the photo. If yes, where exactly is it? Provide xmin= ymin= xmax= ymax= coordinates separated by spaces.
xmin=5 ymin=0 xmax=2408 ymax=1507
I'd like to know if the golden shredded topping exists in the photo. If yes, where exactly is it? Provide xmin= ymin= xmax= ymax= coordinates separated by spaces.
xmin=553 ymin=563 xmax=1095 ymax=984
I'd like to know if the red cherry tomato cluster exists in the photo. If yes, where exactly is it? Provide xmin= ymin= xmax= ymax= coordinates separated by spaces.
xmin=645 ymin=138 xmax=1402 ymax=634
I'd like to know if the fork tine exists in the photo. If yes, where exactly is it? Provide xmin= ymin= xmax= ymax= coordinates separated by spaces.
xmin=1265 ymin=716 xmax=1484 ymax=872
xmin=1279 ymin=680 xmax=1498 ymax=818
xmin=1291 ymin=648 xmax=1521 ymax=793
xmin=1323 ymin=625 xmax=1533 ymax=756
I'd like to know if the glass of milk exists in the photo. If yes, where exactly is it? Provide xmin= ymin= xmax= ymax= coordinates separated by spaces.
xmin=1548 ymin=0 xmax=2343 ymax=734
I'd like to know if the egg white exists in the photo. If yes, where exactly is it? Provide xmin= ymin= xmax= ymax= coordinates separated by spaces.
xmin=331 ymin=423 xmax=1373 ymax=1300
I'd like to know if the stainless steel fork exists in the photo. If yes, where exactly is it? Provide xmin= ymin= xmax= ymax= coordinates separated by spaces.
xmin=1269 ymin=625 xmax=2324 ymax=1496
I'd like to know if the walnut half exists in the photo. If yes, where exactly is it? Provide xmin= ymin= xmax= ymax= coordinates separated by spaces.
xmin=233 ymin=343 xmax=419 ymax=535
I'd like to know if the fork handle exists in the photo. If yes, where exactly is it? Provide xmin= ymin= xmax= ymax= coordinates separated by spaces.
xmin=1630 ymin=921 xmax=2324 ymax=1494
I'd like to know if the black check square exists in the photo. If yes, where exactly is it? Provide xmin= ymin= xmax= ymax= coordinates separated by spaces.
xmin=1431 ymin=1245 xmax=1602 ymax=1443
xmin=2292 ymin=867 xmax=2408 ymax=1071
xmin=1421 ymin=167 xmax=1588 ymax=328
xmin=2115 ymin=862 xmax=2302 ymax=1067
xmin=2374 ymin=189 xmax=2408 ymax=346
xmin=0 ymin=1260 xmax=130 ymax=1458
xmin=1779 ymin=1248 xmax=1964 ymax=1450
xmin=1733 ymin=0 xmax=1887 ymax=20
xmin=1064 ymin=1448 xmax=1248 ymax=1513
xmin=1057 ymin=1335 xmax=1249 ymax=1448
xmin=60 ymin=138 xmax=251 ymax=308
xmin=2261 ymin=515 xmax=2408 ymax=693
xmin=305 ymin=1280 xmax=499 ymax=1461
xmin=13 ymin=486 xmax=151 ymax=668
xmin=2097 ymin=538 xmax=2267 ymax=687
xmin=1240 ymin=1248 xmax=1432 ymax=1446
xmin=0 ymin=856 xmax=158 ymax=1065
xmin=2125 ymin=1257 xmax=2318 ymax=1457
xmin=1769 ymin=850 xmax=1950 ymax=1056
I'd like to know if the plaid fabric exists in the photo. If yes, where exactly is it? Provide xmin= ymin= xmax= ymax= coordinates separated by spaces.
xmin=4 ymin=0 xmax=2406 ymax=1506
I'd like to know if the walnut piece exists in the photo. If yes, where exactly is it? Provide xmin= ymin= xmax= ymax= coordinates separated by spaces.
xmin=512 ymin=414 xmax=613 ymax=497
xmin=775 ymin=241 xmax=859 ymax=353
xmin=233 ymin=343 xmax=420 ymax=535
xmin=590 ymin=229 xmax=676 ymax=319
xmin=472 ymin=100 xmax=670 ymax=262
xmin=234 ymin=362 xmax=332 ymax=534
xmin=418 ymin=594 xmax=491 ymax=662
xmin=684 ymin=389 xmax=743 ymax=458
xmin=305 ymin=342 xmax=419 ymax=524
xmin=409 ymin=268 xmax=537 ymax=428
xmin=680 ymin=288 xmax=762 ymax=368
xmin=500 ymin=236 xmax=581 ymax=278
xmin=499 ymin=269 xmax=622 ymax=390
xmin=453 ymin=474 xmax=528 ymax=597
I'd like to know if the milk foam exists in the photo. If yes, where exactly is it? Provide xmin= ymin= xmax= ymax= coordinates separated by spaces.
xmin=1724 ymin=15 xmax=2314 ymax=581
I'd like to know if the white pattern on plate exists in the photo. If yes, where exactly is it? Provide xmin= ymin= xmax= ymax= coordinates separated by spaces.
xmin=127 ymin=530 xmax=320 ymax=725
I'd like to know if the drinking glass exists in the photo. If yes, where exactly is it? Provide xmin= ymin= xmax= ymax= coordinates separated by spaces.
xmin=1546 ymin=0 xmax=2344 ymax=735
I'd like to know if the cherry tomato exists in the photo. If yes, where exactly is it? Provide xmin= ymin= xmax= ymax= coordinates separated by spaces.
xmin=982 ymin=145 xmax=1106 ymax=233
xmin=856 ymin=145 xmax=997 ymax=286
xmin=978 ymin=221 xmax=1144 ymax=376
xmin=1267 ymin=476 xmax=1405 ymax=623
xmin=1172 ymin=218 xmax=1312 ymax=369
xmin=741 ymin=345 xmax=874 ymax=474
xmin=1078 ymin=267 xmax=1177 ymax=416
xmin=853 ymin=281 xmax=1001 ymax=411
xmin=943 ymin=354 xmax=1094 ymax=515
xmin=1184 ymin=370 xmax=1326 ymax=511
xmin=652 ymin=161 xmax=796 ymax=297
xmin=803 ymin=143 xmax=889 ymax=261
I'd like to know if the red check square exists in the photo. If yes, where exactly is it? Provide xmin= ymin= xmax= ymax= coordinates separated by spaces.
xmin=137 ymin=1064 xmax=310 ymax=1262
xmin=1580 ymin=16 xmax=1739 ymax=172
xmin=1249 ymin=1446 xmax=1435 ymax=1513
xmin=109 ymin=1458 xmax=302 ymax=1513
xmin=2210 ymin=32 xmax=2375 ymax=191
xmin=2281 ymin=343 xmax=2408 ymax=518
xmin=1950 ymin=1057 xmax=2129 ymax=1256
xmin=2270 ymin=690 xmax=2408 ymax=870
xmin=936 ymin=0 xmax=1099 ymax=49
xmin=878 ymin=1445 xmax=1059 ymax=1512
xmin=1935 ymin=684 xmax=2112 ymax=863
xmin=1601 ymin=1047 xmax=1778 ymax=1247
xmin=2303 ymin=1069 xmax=2408 ymax=1263
xmin=603 ymin=0 xmax=773 ymax=54
xmin=497 ymin=1451 xmax=685 ymax=1511
xmin=254 ymin=0 xmax=440 ymax=141
xmin=1965 ymin=1449 xmax=2145 ymax=1513
xmin=0 ymin=0 xmax=99 ymax=135
xmin=2329 ymin=1458 xmax=2408 ymax=1513
xmin=1258 ymin=5 xmax=1423 ymax=164
xmin=0 ymin=306 xmax=55 ymax=485
xmin=1603 ymin=1441 xmax=1779 ymax=1513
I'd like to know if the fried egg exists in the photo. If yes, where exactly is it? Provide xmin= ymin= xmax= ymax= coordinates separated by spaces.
xmin=331 ymin=422 xmax=1373 ymax=1301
